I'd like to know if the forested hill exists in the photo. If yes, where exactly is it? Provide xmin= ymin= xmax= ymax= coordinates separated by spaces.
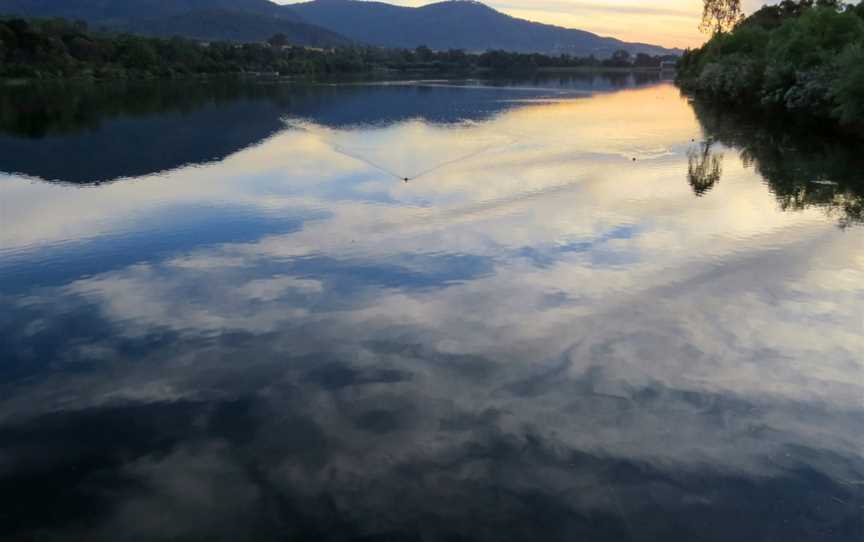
xmin=0 ymin=16 xmax=676 ymax=80
xmin=0 ymin=0 xmax=297 ymax=21
xmin=119 ymin=9 xmax=351 ymax=46
xmin=289 ymin=0 xmax=677 ymax=57
xmin=0 ymin=0 xmax=350 ymax=46
xmin=0 ymin=0 xmax=678 ymax=57
xmin=677 ymin=0 xmax=864 ymax=134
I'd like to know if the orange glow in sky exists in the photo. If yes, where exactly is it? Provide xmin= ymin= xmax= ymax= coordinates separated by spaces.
xmin=281 ymin=1 xmax=770 ymax=49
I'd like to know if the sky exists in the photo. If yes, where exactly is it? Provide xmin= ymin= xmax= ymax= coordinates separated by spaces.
xmin=280 ymin=1 xmax=769 ymax=49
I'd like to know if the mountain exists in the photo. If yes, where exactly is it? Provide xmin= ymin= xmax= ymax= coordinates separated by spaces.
xmin=0 ymin=0 xmax=297 ymax=23
xmin=290 ymin=0 xmax=678 ymax=57
xmin=122 ymin=9 xmax=351 ymax=45
xmin=0 ymin=0 xmax=678 ymax=56
xmin=0 ymin=0 xmax=351 ymax=46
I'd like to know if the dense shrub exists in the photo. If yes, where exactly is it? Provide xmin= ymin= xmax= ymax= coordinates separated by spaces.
xmin=831 ymin=42 xmax=864 ymax=124
xmin=678 ymin=1 xmax=864 ymax=133
xmin=697 ymin=55 xmax=766 ymax=101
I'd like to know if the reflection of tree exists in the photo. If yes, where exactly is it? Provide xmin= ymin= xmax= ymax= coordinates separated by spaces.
xmin=0 ymin=80 xmax=296 ymax=139
xmin=0 ymin=80 xmax=303 ymax=184
xmin=0 ymin=75 xmax=667 ymax=184
xmin=0 ymin=73 xmax=662 ymax=141
xmin=688 ymin=94 xmax=864 ymax=228
xmin=687 ymin=140 xmax=723 ymax=197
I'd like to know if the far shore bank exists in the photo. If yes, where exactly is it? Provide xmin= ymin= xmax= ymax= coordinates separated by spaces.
xmin=1 ymin=66 xmax=675 ymax=86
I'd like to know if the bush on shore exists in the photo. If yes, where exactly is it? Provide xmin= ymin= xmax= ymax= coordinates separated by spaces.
xmin=678 ymin=1 xmax=864 ymax=133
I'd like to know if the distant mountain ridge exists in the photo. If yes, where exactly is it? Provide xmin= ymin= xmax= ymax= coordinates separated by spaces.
xmin=0 ymin=0 xmax=299 ymax=22
xmin=0 ymin=0 xmax=349 ymax=46
xmin=290 ymin=0 xmax=678 ymax=57
xmin=122 ymin=8 xmax=351 ymax=45
xmin=0 ymin=0 xmax=679 ymax=56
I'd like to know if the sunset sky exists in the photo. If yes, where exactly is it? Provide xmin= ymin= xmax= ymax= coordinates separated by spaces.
xmin=281 ymin=1 xmax=769 ymax=49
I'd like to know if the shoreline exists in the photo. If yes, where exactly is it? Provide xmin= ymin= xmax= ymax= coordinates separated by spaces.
xmin=1 ymin=66 xmax=674 ymax=85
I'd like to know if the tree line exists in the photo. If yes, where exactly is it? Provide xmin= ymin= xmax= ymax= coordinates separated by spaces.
xmin=678 ymin=0 xmax=864 ymax=134
xmin=0 ymin=17 xmax=677 ymax=80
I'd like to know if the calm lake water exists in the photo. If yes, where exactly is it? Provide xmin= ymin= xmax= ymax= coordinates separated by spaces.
xmin=1 ymin=75 xmax=863 ymax=541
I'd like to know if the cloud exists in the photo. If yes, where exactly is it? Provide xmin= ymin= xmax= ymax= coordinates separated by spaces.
xmin=279 ymin=0 xmax=714 ymax=47
xmin=493 ymin=0 xmax=699 ymax=19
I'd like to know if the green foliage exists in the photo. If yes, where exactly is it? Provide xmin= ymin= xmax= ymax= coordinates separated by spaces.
xmin=744 ymin=0 xmax=846 ymax=29
xmin=767 ymin=6 xmax=863 ymax=70
xmin=831 ymin=42 xmax=864 ymax=125
xmin=679 ymin=1 xmax=864 ymax=133
xmin=0 ymin=17 xmax=380 ymax=79
xmin=697 ymin=55 xmax=766 ymax=101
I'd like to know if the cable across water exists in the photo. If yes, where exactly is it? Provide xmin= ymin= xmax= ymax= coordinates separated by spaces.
xmin=285 ymin=119 xmax=526 ymax=182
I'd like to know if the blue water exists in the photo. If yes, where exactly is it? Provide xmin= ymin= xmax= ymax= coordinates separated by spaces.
xmin=1 ymin=74 xmax=862 ymax=541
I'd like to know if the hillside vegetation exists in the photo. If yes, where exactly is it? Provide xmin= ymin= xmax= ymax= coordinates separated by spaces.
xmin=0 ymin=0 xmax=351 ymax=47
xmin=0 ymin=18 xmax=372 ymax=78
xmin=0 ymin=17 xmax=676 ymax=80
xmin=677 ymin=0 xmax=864 ymax=133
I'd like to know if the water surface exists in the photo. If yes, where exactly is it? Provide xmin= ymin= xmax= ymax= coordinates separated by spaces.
xmin=1 ymin=74 xmax=863 ymax=541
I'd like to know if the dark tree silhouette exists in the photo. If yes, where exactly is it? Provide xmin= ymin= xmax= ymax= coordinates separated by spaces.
xmin=700 ymin=0 xmax=744 ymax=33
xmin=267 ymin=33 xmax=289 ymax=48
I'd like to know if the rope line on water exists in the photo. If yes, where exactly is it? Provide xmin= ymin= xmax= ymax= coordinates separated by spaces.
xmin=329 ymin=142 xmax=407 ymax=181
xmin=285 ymin=119 xmax=527 ymax=182
xmin=407 ymin=134 xmax=523 ymax=181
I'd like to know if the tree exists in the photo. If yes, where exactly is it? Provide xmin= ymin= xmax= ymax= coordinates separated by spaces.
xmin=415 ymin=45 xmax=434 ymax=62
xmin=634 ymin=52 xmax=657 ymax=67
xmin=122 ymin=39 xmax=158 ymax=70
xmin=67 ymin=36 xmax=99 ymax=61
xmin=700 ymin=0 xmax=744 ymax=34
xmin=268 ymin=33 xmax=289 ymax=48
xmin=0 ymin=23 xmax=15 ymax=60
xmin=831 ymin=42 xmax=864 ymax=125
xmin=612 ymin=49 xmax=631 ymax=63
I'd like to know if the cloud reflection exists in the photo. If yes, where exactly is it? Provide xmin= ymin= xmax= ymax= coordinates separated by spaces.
xmin=1 ymin=80 xmax=863 ymax=541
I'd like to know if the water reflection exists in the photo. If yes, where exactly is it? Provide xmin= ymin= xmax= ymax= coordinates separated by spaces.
xmin=686 ymin=140 xmax=723 ymax=197
xmin=0 ymin=73 xmax=663 ymax=185
xmin=689 ymin=97 xmax=864 ymax=228
xmin=1 ymin=78 xmax=862 ymax=541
